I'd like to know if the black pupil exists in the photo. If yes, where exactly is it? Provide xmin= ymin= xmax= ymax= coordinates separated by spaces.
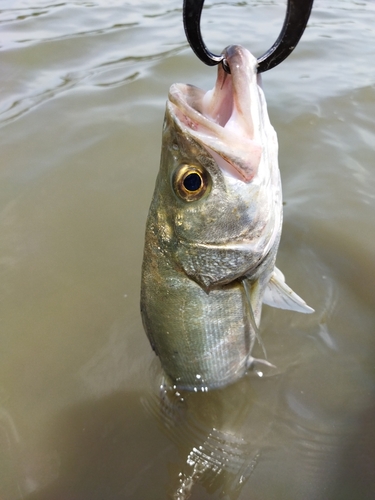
xmin=183 ymin=172 xmax=201 ymax=192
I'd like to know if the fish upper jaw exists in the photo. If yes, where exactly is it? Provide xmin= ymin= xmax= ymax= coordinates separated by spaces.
xmin=168 ymin=45 xmax=266 ymax=183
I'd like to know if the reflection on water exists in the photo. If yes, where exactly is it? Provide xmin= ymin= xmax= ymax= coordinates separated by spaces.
xmin=0 ymin=0 xmax=375 ymax=499
xmin=143 ymin=365 xmax=272 ymax=500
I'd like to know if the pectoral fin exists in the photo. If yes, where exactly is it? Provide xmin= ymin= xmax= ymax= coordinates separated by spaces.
xmin=263 ymin=267 xmax=314 ymax=314
xmin=242 ymin=279 xmax=267 ymax=358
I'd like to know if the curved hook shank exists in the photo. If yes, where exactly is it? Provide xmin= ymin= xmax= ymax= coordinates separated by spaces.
xmin=183 ymin=0 xmax=314 ymax=72
xmin=183 ymin=0 xmax=224 ymax=67
xmin=257 ymin=0 xmax=314 ymax=72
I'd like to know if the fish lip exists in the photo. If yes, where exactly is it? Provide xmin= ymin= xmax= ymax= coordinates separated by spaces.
xmin=168 ymin=45 xmax=264 ymax=183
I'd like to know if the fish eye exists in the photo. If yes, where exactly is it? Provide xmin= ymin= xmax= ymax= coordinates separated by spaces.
xmin=173 ymin=164 xmax=211 ymax=202
xmin=183 ymin=172 xmax=201 ymax=191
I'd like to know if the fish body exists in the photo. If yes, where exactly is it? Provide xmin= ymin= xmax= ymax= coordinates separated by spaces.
xmin=141 ymin=45 xmax=312 ymax=391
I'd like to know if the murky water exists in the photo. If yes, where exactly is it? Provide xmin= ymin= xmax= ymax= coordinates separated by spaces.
xmin=1 ymin=1 xmax=375 ymax=499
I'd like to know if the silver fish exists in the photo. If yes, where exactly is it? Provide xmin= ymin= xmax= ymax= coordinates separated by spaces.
xmin=141 ymin=45 xmax=313 ymax=391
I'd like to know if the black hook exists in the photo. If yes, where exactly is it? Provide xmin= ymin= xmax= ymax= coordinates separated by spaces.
xmin=183 ymin=0 xmax=314 ymax=73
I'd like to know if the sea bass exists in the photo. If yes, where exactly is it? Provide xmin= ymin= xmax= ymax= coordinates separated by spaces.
xmin=141 ymin=45 xmax=313 ymax=391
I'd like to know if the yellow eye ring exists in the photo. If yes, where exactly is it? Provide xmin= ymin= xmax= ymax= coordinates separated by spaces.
xmin=173 ymin=164 xmax=211 ymax=202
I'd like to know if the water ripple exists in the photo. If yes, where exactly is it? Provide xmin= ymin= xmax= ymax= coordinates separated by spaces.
xmin=0 ymin=44 xmax=184 ymax=126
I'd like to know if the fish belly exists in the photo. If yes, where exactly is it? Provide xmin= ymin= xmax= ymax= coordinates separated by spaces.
xmin=141 ymin=245 xmax=253 ymax=390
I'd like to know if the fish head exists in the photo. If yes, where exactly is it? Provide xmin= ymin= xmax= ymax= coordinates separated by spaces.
xmin=153 ymin=45 xmax=282 ymax=288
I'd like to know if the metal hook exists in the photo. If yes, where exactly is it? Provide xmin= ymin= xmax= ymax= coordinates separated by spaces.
xmin=183 ymin=0 xmax=314 ymax=73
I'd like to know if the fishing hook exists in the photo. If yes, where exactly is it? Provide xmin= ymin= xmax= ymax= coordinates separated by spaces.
xmin=183 ymin=0 xmax=314 ymax=73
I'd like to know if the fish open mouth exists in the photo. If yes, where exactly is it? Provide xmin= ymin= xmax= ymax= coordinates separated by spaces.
xmin=168 ymin=45 xmax=264 ymax=182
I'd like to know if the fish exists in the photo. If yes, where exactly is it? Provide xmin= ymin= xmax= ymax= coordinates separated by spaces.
xmin=140 ymin=44 xmax=313 ymax=391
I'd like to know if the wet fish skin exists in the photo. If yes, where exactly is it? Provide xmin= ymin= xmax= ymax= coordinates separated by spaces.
xmin=141 ymin=45 xmax=311 ymax=391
